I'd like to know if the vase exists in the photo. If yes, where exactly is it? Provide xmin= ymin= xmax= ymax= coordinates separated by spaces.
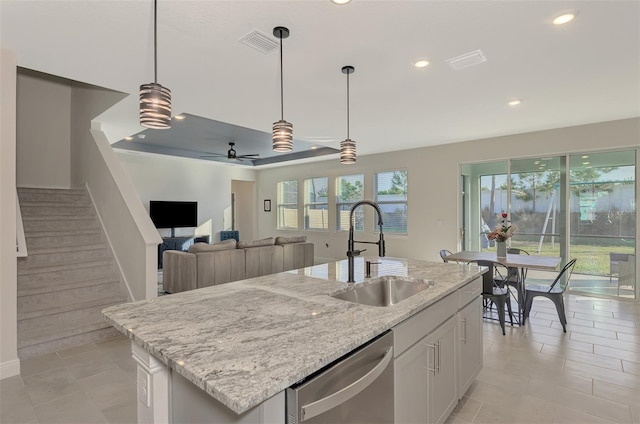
xmin=496 ymin=241 xmax=507 ymax=258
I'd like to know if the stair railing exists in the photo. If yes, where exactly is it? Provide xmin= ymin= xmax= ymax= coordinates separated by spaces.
xmin=15 ymin=190 xmax=27 ymax=257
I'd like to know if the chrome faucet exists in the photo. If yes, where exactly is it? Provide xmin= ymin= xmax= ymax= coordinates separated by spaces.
xmin=347 ymin=200 xmax=386 ymax=283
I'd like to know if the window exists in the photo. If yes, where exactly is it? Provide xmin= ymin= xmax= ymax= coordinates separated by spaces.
xmin=304 ymin=177 xmax=329 ymax=230
xmin=336 ymin=174 xmax=364 ymax=231
xmin=277 ymin=180 xmax=298 ymax=229
xmin=375 ymin=170 xmax=408 ymax=233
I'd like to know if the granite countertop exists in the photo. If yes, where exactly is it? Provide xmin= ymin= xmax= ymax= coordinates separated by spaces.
xmin=102 ymin=256 xmax=484 ymax=415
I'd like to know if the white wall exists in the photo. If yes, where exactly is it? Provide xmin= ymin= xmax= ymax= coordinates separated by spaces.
xmin=0 ymin=49 xmax=20 ymax=379
xmin=16 ymin=71 xmax=71 ymax=188
xmin=256 ymin=118 xmax=640 ymax=264
xmin=115 ymin=152 xmax=257 ymax=243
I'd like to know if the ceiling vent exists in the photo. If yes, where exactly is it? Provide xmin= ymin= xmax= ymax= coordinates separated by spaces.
xmin=239 ymin=29 xmax=279 ymax=54
xmin=446 ymin=49 xmax=487 ymax=70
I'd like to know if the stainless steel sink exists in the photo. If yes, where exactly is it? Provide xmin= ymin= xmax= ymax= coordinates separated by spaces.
xmin=330 ymin=276 xmax=434 ymax=307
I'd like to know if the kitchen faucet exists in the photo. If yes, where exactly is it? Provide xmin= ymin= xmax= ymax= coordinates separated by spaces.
xmin=346 ymin=200 xmax=386 ymax=283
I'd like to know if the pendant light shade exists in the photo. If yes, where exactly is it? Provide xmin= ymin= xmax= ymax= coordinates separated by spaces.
xmin=272 ymin=26 xmax=293 ymax=152
xmin=340 ymin=66 xmax=356 ymax=164
xmin=139 ymin=0 xmax=171 ymax=129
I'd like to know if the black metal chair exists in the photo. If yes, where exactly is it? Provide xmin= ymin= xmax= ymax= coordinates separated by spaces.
xmin=471 ymin=260 xmax=514 ymax=335
xmin=523 ymin=258 xmax=577 ymax=332
xmin=439 ymin=249 xmax=453 ymax=263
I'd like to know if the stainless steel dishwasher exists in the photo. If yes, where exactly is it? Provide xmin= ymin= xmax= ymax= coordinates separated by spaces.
xmin=286 ymin=330 xmax=394 ymax=424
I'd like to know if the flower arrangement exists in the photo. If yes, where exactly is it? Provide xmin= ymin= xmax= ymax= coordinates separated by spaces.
xmin=487 ymin=213 xmax=517 ymax=242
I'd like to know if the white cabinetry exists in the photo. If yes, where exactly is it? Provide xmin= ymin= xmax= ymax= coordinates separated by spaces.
xmin=426 ymin=316 xmax=457 ymax=424
xmin=393 ymin=277 xmax=482 ymax=424
xmin=457 ymin=297 xmax=482 ymax=397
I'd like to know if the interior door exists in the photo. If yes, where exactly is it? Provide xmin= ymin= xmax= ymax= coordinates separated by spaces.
xmin=231 ymin=180 xmax=255 ymax=241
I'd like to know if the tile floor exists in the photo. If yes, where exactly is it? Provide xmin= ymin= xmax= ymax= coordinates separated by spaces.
xmin=1 ymin=294 xmax=638 ymax=424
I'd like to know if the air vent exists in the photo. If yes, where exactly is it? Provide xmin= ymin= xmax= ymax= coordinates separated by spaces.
xmin=239 ymin=29 xmax=279 ymax=54
xmin=446 ymin=49 xmax=487 ymax=70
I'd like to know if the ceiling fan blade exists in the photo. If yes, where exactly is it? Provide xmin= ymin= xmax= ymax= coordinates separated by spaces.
xmin=236 ymin=154 xmax=260 ymax=159
xmin=199 ymin=152 xmax=227 ymax=158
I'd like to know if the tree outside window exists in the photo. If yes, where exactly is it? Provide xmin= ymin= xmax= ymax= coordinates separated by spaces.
xmin=375 ymin=170 xmax=408 ymax=233
xmin=336 ymin=174 xmax=364 ymax=231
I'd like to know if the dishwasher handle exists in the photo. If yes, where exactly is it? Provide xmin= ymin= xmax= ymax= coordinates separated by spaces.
xmin=300 ymin=346 xmax=393 ymax=421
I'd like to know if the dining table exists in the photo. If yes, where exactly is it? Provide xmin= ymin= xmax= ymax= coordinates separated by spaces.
xmin=444 ymin=250 xmax=561 ymax=324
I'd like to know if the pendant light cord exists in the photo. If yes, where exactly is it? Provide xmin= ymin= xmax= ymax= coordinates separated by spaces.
xmin=153 ymin=0 xmax=158 ymax=83
xmin=279 ymin=30 xmax=284 ymax=120
xmin=346 ymin=71 xmax=350 ymax=139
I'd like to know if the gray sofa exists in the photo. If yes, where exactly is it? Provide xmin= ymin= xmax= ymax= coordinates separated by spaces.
xmin=162 ymin=236 xmax=314 ymax=294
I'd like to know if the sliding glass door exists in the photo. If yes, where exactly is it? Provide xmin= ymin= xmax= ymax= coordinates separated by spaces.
xmin=568 ymin=151 xmax=636 ymax=298
xmin=461 ymin=149 xmax=636 ymax=299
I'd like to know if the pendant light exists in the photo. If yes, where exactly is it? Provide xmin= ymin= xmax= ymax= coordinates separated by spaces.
xmin=340 ymin=66 xmax=356 ymax=164
xmin=139 ymin=0 xmax=171 ymax=129
xmin=272 ymin=26 xmax=293 ymax=152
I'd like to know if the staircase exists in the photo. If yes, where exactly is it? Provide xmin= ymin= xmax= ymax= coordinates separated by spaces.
xmin=16 ymin=187 xmax=129 ymax=359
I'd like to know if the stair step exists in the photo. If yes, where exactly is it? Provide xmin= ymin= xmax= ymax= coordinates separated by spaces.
xmin=18 ymin=275 xmax=120 ymax=297
xmin=18 ymin=300 xmax=126 ymax=342
xmin=19 ymin=286 xmax=127 ymax=320
xmin=17 ymin=246 xmax=109 ymax=270
xmin=20 ymin=205 xmax=95 ymax=217
xmin=17 ymin=188 xmax=90 ymax=205
xmin=23 ymin=217 xmax=99 ymax=233
xmin=17 ymin=258 xmax=115 ymax=276
xmin=25 ymin=242 xmax=107 ymax=256
xmin=18 ymin=327 xmax=122 ymax=360
xmin=25 ymin=231 xmax=103 ymax=249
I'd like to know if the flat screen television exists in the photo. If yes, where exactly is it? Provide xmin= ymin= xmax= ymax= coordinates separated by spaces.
xmin=149 ymin=201 xmax=198 ymax=229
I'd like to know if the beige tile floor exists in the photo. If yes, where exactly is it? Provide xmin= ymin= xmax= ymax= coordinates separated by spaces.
xmin=1 ymin=293 xmax=638 ymax=424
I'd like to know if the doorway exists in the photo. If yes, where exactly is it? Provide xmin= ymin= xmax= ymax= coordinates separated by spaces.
xmin=231 ymin=180 xmax=255 ymax=241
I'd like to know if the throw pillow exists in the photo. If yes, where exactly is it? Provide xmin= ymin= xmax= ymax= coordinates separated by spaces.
xmin=237 ymin=237 xmax=275 ymax=249
xmin=188 ymin=239 xmax=236 ymax=253
xmin=275 ymin=236 xmax=307 ymax=245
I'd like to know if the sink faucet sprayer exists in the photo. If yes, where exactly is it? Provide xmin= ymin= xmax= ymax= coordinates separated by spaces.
xmin=346 ymin=200 xmax=385 ymax=283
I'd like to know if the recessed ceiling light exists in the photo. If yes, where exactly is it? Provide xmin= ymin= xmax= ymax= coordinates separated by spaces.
xmin=124 ymin=136 xmax=134 ymax=141
xmin=310 ymin=146 xmax=318 ymax=150
xmin=582 ymin=161 xmax=590 ymax=165
xmin=174 ymin=115 xmax=185 ymax=120
xmin=413 ymin=59 xmax=429 ymax=68
xmin=331 ymin=0 xmax=351 ymax=4
xmin=581 ymin=155 xmax=589 ymax=159
xmin=508 ymin=99 xmax=522 ymax=106
xmin=534 ymin=161 xmax=540 ymax=165
xmin=553 ymin=10 xmax=578 ymax=25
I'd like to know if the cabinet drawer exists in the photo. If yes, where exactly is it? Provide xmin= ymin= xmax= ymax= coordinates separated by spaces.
xmin=457 ymin=277 xmax=482 ymax=309
xmin=393 ymin=293 xmax=456 ymax=357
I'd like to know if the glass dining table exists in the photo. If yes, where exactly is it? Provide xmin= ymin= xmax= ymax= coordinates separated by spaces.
xmin=444 ymin=251 xmax=561 ymax=324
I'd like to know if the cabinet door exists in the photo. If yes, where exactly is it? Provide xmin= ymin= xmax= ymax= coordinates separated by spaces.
xmin=458 ymin=297 xmax=483 ymax=398
xmin=394 ymin=339 xmax=429 ymax=423
xmin=427 ymin=317 xmax=457 ymax=424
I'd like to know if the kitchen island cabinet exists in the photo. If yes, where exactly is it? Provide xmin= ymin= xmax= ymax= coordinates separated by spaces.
xmin=393 ymin=277 xmax=482 ymax=424
xmin=103 ymin=257 xmax=485 ymax=423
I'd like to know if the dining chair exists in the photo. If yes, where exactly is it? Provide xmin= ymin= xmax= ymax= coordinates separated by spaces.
xmin=522 ymin=258 xmax=577 ymax=332
xmin=439 ymin=249 xmax=453 ymax=263
xmin=471 ymin=260 xmax=514 ymax=335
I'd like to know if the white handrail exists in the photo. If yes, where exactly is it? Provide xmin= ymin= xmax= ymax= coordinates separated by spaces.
xmin=15 ymin=190 xmax=27 ymax=257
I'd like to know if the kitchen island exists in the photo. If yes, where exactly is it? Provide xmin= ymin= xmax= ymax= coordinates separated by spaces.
xmin=102 ymin=256 xmax=485 ymax=423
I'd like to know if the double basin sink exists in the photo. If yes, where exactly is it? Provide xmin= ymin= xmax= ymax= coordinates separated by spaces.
xmin=331 ymin=276 xmax=435 ymax=307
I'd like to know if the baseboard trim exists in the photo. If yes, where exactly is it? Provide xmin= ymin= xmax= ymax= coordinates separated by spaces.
xmin=0 ymin=358 xmax=21 ymax=380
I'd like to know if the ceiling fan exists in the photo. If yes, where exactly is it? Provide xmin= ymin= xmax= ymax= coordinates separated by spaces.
xmin=200 ymin=142 xmax=260 ymax=161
